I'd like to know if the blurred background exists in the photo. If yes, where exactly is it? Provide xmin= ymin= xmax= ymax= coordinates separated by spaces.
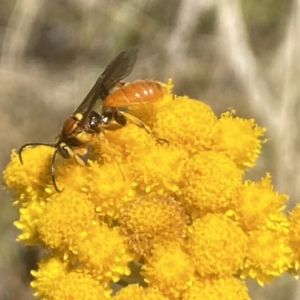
xmin=0 ymin=0 xmax=299 ymax=299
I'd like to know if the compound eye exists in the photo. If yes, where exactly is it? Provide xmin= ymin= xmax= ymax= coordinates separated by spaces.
xmin=59 ymin=144 xmax=71 ymax=159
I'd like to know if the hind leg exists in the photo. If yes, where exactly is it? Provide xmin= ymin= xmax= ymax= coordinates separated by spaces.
xmin=116 ymin=111 xmax=168 ymax=144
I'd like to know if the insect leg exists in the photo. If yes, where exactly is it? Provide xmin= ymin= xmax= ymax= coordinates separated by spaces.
xmin=116 ymin=111 xmax=168 ymax=144
xmin=74 ymin=153 xmax=87 ymax=166
xmin=51 ymin=146 xmax=86 ymax=192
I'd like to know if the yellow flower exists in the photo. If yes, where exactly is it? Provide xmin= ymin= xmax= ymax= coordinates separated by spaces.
xmin=186 ymin=213 xmax=248 ymax=277
xmin=241 ymin=228 xmax=293 ymax=284
xmin=3 ymin=147 xmax=54 ymax=202
xmin=119 ymin=194 xmax=189 ymax=258
xmin=154 ymin=96 xmax=217 ymax=154
xmin=47 ymin=272 xmax=108 ymax=300
xmin=14 ymin=201 xmax=45 ymax=245
xmin=87 ymin=159 xmax=137 ymax=219
xmin=127 ymin=144 xmax=189 ymax=194
xmin=142 ymin=242 xmax=195 ymax=299
xmin=211 ymin=111 xmax=265 ymax=168
xmin=179 ymin=151 xmax=243 ymax=218
xmin=233 ymin=174 xmax=288 ymax=231
xmin=75 ymin=223 xmax=131 ymax=283
xmin=182 ymin=276 xmax=250 ymax=300
xmin=98 ymin=123 xmax=158 ymax=162
xmin=31 ymin=256 xmax=68 ymax=298
xmin=37 ymin=189 xmax=97 ymax=254
xmin=99 ymin=124 xmax=189 ymax=195
xmin=3 ymin=79 xmax=292 ymax=298
xmin=114 ymin=284 xmax=168 ymax=300
xmin=53 ymin=162 xmax=89 ymax=194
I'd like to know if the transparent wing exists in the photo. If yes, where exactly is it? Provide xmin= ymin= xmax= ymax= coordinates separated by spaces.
xmin=73 ymin=47 xmax=138 ymax=124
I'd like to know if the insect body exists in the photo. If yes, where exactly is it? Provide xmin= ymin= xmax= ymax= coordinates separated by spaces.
xmin=19 ymin=47 xmax=167 ymax=192
xmin=19 ymin=47 xmax=138 ymax=192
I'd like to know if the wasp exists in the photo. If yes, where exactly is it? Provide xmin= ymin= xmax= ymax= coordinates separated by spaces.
xmin=19 ymin=48 xmax=167 ymax=192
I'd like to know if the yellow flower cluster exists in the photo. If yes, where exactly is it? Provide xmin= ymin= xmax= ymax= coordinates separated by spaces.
xmin=3 ymin=79 xmax=299 ymax=300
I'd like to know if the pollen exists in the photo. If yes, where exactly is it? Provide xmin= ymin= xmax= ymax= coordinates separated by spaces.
xmin=86 ymin=159 xmax=137 ymax=219
xmin=186 ymin=213 xmax=248 ymax=277
xmin=3 ymin=147 xmax=54 ymax=201
xmin=242 ymin=228 xmax=293 ymax=284
xmin=14 ymin=201 xmax=45 ymax=245
xmin=211 ymin=111 xmax=265 ymax=169
xmin=128 ymin=144 xmax=189 ymax=195
xmin=114 ymin=284 xmax=168 ymax=300
xmin=75 ymin=223 xmax=131 ymax=283
xmin=100 ymin=123 xmax=157 ymax=162
xmin=154 ymin=96 xmax=217 ymax=154
xmin=179 ymin=151 xmax=243 ymax=218
xmin=182 ymin=277 xmax=250 ymax=300
xmin=54 ymin=162 xmax=89 ymax=194
xmin=30 ymin=256 xmax=68 ymax=298
xmin=37 ymin=189 xmax=97 ymax=253
xmin=142 ymin=242 xmax=195 ymax=299
xmin=46 ymin=271 xmax=108 ymax=300
xmin=234 ymin=174 xmax=288 ymax=231
xmin=119 ymin=194 xmax=190 ymax=258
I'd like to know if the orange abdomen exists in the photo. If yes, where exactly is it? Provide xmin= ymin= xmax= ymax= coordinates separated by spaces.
xmin=103 ymin=80 xmax=167 ymax=111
